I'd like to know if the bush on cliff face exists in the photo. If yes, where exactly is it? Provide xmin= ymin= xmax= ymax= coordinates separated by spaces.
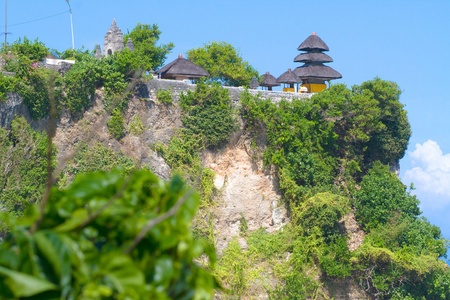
xmin=311 ymin=78 xmax=411 ymax=174
xmin=180 ymin=79 xmax=237 ymax=148
xmin=4 ymin=55 xmax=63 ymax=120
xmin=107 ymin=108 xmax=125 ymax=140
xmin=354 ymin=162 xmax=421 ymax=230
xmin=0 ymin=117 xmax=55 ymax=215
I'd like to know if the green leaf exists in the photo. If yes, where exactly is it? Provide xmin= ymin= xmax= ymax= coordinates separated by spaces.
xmin=101 ymin=253 xmax=145 ymax=292
xmin=0 ymin=266 xmax=58 ymax=297
xmin=34 ymin=231 xmax=72 ymax=297
xmin=54 ymin=208 xmax=89 ymax=232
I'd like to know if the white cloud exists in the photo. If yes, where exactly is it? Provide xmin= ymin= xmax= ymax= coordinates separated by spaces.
xmin=404 ymin=140 xmax=450 ymax=207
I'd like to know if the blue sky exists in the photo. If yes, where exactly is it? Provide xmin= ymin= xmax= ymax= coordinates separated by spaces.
xmin=1 ymin=0 xmax=449 ymax=253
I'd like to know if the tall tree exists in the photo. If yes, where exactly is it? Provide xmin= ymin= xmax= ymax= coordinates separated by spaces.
xmin=187 ymin=41 xmax=258 ymax=87
xmin=123 ymin=23 xmax=174 ymax=71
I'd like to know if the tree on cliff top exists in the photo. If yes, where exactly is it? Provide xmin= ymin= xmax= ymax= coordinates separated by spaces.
xmin=187 ymin=41 xmax=258 ymax=87
xmin=123 ymin=23 xmax=174 ymax=71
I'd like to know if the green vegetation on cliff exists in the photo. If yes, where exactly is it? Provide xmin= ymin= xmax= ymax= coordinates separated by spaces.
xmin=0 ymin=25 xmax=173 ymax=121
xmin=0 ymin=117 xmax=55 ymax=216
xmin=216 ymin=78 xmax=449 ymax=299
xmin=0 ymin=33 xmax=448 ymax=298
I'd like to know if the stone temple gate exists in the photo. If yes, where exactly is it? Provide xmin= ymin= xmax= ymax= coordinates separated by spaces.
xmin=95 ymin=19 xmax=134 ymax=59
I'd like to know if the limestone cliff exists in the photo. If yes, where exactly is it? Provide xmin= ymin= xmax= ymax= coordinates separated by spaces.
xmin=0 ymin=82 xmax=370 ymax=299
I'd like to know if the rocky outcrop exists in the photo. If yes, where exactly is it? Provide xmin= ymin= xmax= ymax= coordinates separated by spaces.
xmin=0 ymin=93 xmax=30 ymax=129
xmin=51 ymin=89 xmax=178 ymax=179
xmin=203 ymin=134 xmax=288 ymax=254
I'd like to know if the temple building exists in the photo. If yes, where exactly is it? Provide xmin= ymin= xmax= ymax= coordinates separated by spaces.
xmin=277 ymin=68 xmax=300 ymax=92
xmin=101 ymin=19 xmax=135 ymax=58
xmin=157 ymin=54 xmax=209 ymax=81
xmin=260 ymin=72 xmax=280 ymax=91
xmin=293 ymin=32 xmax=341 ymax=93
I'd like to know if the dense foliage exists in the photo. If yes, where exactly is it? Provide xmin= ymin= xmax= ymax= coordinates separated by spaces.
xmin=0 ymin=168 xmax=218 ymax=299
xmin=0 ymin=25 xmax=173 ymax=119
xmin=235 ymin=80 xmax=449 ymax=299
xmin=180 ymin=79 xmax=237 ymax=148
xmin=0 ymin=117 xmax=55 ymax=216
xmin=187 ymin=41 xmax=258 ymax=87
xmin=124 ymin=23 xmax=174 ymax=71
xmin=355 ymin=162 xmax=420 ymax=230
xmin=8 ymin=37 xmax=49 ymax=62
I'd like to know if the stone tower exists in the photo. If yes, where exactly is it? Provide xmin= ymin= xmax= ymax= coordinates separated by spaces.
xmin=103 ymin=19 xmax=124 ymax=57
xmin=94 ymin=45 xmax=102 ymax=59
xmin=125 ymin=38 xmax=135 ymax=51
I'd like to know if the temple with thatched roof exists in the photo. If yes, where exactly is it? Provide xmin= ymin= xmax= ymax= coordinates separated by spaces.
xmin=260 ymin=72 xmax=280 ymax=91
xmin=293 ymin=32 xmax=341 ymax=93
xmin=158 ymin=54 xmax=209 ymax=81
xmin=277 ymin=68 xmax=300 ymax=92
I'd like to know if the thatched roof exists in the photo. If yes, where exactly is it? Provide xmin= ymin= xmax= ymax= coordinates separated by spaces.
xmin=158 ymin=54 xmax=209 ymax=78
xmin=297 ymin=33 xmax=329 ymax=52
xmin=294 ymin=52 xmax=333 ymax=63
xmin=293 ymin=64 xmax=342 ymax=80
xmin=260 ymin=72 xmax=280 ymax=87
xmin=249 ymin=76 xmax=259 ymax=89
xmin=277 ymin=68 xmax=300 ymax=84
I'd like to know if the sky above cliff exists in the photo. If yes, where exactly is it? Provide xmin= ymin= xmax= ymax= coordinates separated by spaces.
xmin=1 ymin=0 xmax=449 ymax=250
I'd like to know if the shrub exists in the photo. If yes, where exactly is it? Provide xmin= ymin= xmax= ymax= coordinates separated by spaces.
xmin=180 ymin=79 xmax=237 ymax=148
xmin=107 ymin=108 xmax=125 ymax=140
xmin=294 ymin=192 xmax=349 ymax=239
xmin=64 ymin=142 xmax=135 ymax=179
xmin=0 ymin=117 xmax=55 ymax=214
xmin=354 ymin=162 xmax=420 ymax=230
xmin=156 ymin=88 xmax=173 ymax=104
xmin=8 ymin=36 xmax=49 ymax=61
xmin=128 ymin=115 xmax=145 ymax=135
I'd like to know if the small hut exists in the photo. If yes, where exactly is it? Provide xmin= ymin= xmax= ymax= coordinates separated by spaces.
xmin=277 ymin=68 xmax=300 ymax=92
xmin=293 ymin=32 xmax=341 ymax=93
xmin=158 ymin=54 xmax=209 ymax=81
xmin=249 ymin=76 xmax=259 ymax=89
xmin=260 ymin=72 xmax=280 ymax=91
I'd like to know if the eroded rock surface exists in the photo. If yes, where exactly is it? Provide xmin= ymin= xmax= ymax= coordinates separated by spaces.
xmin=203 ymin=136 xmax=288 ymax=254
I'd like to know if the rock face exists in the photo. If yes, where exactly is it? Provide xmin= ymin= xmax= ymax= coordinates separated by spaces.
xmin=0 ymin=83 xmax=291 ymax=254
xmin=51 ymin=89 xmax=178 ymax=179
xmin=203 ymin=135 xmax=288 ymax=254
xmin=0 ymin=93 xmax=30 ymax=129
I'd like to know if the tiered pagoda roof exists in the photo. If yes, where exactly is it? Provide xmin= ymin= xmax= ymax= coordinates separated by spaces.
xmin=293 ymin=33 xmax=341 ymax=81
